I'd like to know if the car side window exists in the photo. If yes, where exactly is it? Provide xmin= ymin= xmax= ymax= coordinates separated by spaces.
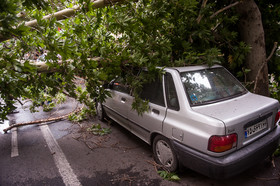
xmin=165 ymin=73 xmax=180 ymax=111
xmin=140 ymin=76 xmax=165 ymax=107
xmin=111 ymin=78 xmax=130 ymax=94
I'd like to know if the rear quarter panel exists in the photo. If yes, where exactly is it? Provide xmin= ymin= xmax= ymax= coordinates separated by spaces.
xmin=162 ymin=69 xmax=226 ymax=155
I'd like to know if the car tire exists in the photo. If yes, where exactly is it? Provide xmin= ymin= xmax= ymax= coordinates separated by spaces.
xmin=152 ymin=135 xmax=178 ymax=172
xmin=96 ymin=102 xmax=105 ymax=121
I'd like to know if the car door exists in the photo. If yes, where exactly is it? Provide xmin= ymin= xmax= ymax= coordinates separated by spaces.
xmin=127 ymin=74 xmax=167 ymax=143
xmin=103 ymin=78 xmax=133 ymax=131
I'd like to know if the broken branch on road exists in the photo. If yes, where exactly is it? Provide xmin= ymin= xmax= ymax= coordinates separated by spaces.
xmin=3 ymin=105 xmax=83 ymax=133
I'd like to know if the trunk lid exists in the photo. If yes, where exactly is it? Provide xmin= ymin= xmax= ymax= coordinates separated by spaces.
xmin=192 ymin=92 xmax=279 ymax=148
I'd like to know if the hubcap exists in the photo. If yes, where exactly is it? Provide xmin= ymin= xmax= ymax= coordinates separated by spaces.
xmin=155 ymin=140 xmax=174 ymax=168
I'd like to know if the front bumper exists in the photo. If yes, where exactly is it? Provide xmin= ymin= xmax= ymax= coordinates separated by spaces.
xmin=171 ymin=126 xmax=280 ymax=179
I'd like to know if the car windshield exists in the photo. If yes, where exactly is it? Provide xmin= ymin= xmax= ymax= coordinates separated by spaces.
xmin=181 ymin=67 xmax=247 ymax=106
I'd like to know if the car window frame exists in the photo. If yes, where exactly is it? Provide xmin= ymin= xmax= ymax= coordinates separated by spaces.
xmin=164 ymin=72 xmax=180 ymax=111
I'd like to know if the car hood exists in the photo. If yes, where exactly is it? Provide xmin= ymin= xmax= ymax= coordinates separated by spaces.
xmin=191 ymin=92 xmax=279 ymax=127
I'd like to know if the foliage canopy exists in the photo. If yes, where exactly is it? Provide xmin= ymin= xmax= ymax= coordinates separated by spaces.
xmin=0 ymin=0 xmax=279 ymax=121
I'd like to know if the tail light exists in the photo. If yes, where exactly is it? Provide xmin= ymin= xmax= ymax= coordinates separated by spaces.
xmin=275 ymin=110 xmax=280 ymax=126
xmin=208 ymin=134 xmax=237 ymax=153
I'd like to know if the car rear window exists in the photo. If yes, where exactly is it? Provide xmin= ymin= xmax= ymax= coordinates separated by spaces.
xmin=181 ymin=67 xmax=247 ymax=106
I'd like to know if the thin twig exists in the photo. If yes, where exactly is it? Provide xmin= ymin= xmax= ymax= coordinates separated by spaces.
xmin=210 ymin=1 xmax=241 ymax=19
xmin=15 ymin=98 xmax=24 ymax=106
xmin=266 ymin=42 xmax=278 ymax=63
xmin=146 ymin=160 xmax=169 ymax=172
xmin=253 ymin=42 xmax=278 ymax=93
xmin=84 ymin=142 xmax=94 ymax=150
xmin=110 ymin=175 xmax=137 ymax=184
xmin=196 ymin=0 xmax=208 ymax=24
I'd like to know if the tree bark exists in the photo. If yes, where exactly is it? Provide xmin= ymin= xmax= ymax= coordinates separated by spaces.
xmin=236 ymin=0 xmax=269 ymax=96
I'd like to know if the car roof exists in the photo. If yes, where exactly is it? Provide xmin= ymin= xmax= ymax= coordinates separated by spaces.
xmin=165 ymin=64 xmax=223 ymax=72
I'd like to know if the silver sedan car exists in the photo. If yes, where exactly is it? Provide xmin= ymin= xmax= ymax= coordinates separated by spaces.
xmin=96 ymin=65 xmax=280 ymax=179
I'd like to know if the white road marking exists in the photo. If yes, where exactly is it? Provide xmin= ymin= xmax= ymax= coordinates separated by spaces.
xmin=11 ymin=128 xmax=19 ymax=158
xmin=40 ymin=124 xmax=81 ymax=186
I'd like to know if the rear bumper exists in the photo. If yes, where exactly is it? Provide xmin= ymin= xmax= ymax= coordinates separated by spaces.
xmin=171 ymin=126 xmax=280 ymax=179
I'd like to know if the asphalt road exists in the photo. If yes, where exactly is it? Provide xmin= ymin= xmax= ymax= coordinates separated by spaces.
xmin=0 ymin=98 xmax=279 ymax=186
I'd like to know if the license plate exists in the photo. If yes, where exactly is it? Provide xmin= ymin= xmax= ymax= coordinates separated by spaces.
xmin=245 ymin=120 xmax=267 ymax=138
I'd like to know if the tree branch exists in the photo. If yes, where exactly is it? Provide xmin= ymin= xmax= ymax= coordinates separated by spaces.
xmin=0 ymin=0 xmax=129 ymax=42
xmin=196 ymin=0 xmax=208 ymax=24
xmin=253 ymin=42 xmax=278 ymax=93
xmin=266 ymin=42 xmax=278 ymax=63
xmin=24 ymin=0 xmax=129 ymax=28
xmin=18 ymin=57 xmax=102 ymax=73
xmin=210 ymin=1 xmax=241 ymax=19
xmin=3 ymin=105 xmax=83 ymax=133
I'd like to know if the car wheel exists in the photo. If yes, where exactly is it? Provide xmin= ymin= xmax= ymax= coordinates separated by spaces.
xmin=153 ymin=135 xmax=178 ymax=172
xmin=96 ymin=102 xmax=105 ymax=121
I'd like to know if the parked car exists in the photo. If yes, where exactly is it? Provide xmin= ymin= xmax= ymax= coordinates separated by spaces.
xmin=96 ymin=65 xmax=280 ymax=179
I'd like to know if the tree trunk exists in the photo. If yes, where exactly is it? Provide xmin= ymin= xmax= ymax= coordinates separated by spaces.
xmin=236 ymin=0 xmax=269 ymax=96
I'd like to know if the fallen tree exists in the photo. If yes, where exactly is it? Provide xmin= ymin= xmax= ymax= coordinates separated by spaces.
xmin=1 ymin=0 xmax=279 ymax=122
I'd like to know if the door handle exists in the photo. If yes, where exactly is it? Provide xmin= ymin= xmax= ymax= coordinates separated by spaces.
xmin=152 ymin=109 xmax=160 ymax=115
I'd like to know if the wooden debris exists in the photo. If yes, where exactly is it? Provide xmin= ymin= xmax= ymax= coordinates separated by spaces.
xmin=3 ymin=106 xmax=83 ymax=133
